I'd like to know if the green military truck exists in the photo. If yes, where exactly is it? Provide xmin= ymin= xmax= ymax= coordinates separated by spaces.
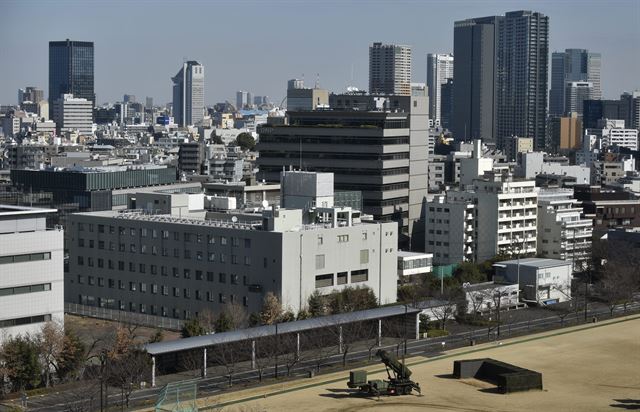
xmin=347 ymin=350 xmax=421 ymax=396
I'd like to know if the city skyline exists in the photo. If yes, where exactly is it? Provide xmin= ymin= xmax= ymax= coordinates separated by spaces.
xmin=1 ymin=0 xmax=639 ymax=106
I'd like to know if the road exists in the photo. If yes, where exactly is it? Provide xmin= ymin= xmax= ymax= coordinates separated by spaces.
xmin=6 ymin=301 xmax=639 ymax=412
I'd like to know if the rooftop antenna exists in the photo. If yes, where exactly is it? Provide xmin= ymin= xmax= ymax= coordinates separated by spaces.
xmin=315 ymin=73 xmax=320 ymax=89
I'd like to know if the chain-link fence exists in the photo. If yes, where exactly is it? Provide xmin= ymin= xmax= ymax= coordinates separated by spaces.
xmin=65 ymin=303 xmax=183 ymax=330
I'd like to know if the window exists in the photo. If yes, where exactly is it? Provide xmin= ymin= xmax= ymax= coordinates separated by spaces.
xmin=162 ymin=230 xmax=169 ymax=239
xmin=337 ymin=272 xmax=348 ymax=285
xmin=0 ymin=283 xmax=53 ymax=297
xmin=162 ymin=286 xmax=169 ymax=296
xmin=315 ymin=254 xmax=325 ymax=270
xmin=98 ymin=277 xmax=104 ymax=287
xmin=141 ymin=228 xmax=147 ymax=237
xmin=151 ymin=265 xmax=157 ymax=275
xmin=338 ymin=234 xmax=349 ymax=243
xmin=174 ymin=248 xmax=180 ymax=258
xmin=208 ymin=252 xmax=216 ymax=262
xmin=207 ymin=235 xmax=215 ymax=244
xmin=129 ymin=262 xmax=135 ymax=272
xmin=219 ymin=273 xmax=226 ymax=283
xmin=98 ymin=241 xmax=105 ymax=250
xmin=207 ymin=271 xmax=214 ymax=282
xmin=243 ymin=296 xmax=249 ymax=307
xmin=315 ymin=273 xmax=334 ymax=288
xmin=108 ymin=279 xmax=115 ymax=288
xmin=351 ymin=269 xmax=368 ymax=283
xmin=87 ymin=257 xmax=94 ymax=267
xmin=140 ymin=283 xmax=147 ymax=293
xmin=231 ymin=255 xmax=238 ymax=264
xmin=118 ymin=280 xmax=125 ymax=290
xmin=161 ymin=266 xmax=168 ymax=276
xmin=360 ymin=249 xmax=369 ymax=264
xmin=231 ymin=274 xmax=238 ymax=285
xmin=184 ymin=233 xmax=191 ymax=243
xmin=219 ymin=293 xmax=227 ymax=303
xmin=220 ymin=236 xmax=227 ymax=245
xmin=318 ymin=236 xmax=323 ymax=245
xmin=130 ymin=244 xmax=136 ymax=253
xmin=207 ymin=291 xmax=214 ymax=302
xmin=129 ymin=282 xmax=137 ymax=291
xmin=244 ymin=238 xmax=251 ymax=248
xmin=196 ymin=251 xmax=203 ymax=261
xmin=139 ymin=263 xmax=146 ymax=273
xmin=183 ymin=269 xmax=191 ymax=279
xmin=173 ymin=267 xmax=179 ymax=277
xmin=183 ymin=289 xmax=191 ymax=299
xmin=244 ymin=256 xmax=251 ymax=266
xmin=173 ymin=287 xmax=180 ymax=297
xmin=232 ymin=237 xmax=239 ymax=247
xmin=88 ymin=276 xmax=95 ymax=285
xmin=195 ymin=290 xmax=202 ymax=300
xmin=130 ymin=228 xmax=136 ymax=236
xmin=77 ymin=256 xmax=84 ymax=266
xmin=184 ymin=249 xmax=191 ymax=259
xmin=362 ymin=232 xmax=368 ymax=240
xmin=196 ymin=270 xmax=203 ymax=280
xmin=79 ymin=238 xmax=85 ymax=247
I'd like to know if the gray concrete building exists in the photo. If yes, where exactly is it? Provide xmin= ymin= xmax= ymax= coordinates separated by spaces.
xmin=369 ymin=43 xmax=412 ymax=96
xmin=452 ymin=15 xmax=501 ymax=142
xmin=53 ymin=94 xmax=93 ymax=135
xmin=550 ymin=49 xmax=602 ymax=116
xmin=426 ymin=53 xmax=454 ymax=125
xmin=65 ymin=173 xmax=398 ymax=319
xmin=496 ymin=11 xmax=549 ymax=150
xmin=257 ymin=103 xmax=428 ymax=249
xmin=172 ymin=61 xmax=204 ymax=127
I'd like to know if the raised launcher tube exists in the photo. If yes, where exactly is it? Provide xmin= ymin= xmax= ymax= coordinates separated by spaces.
xmin=376 ymin=349 xmax=412 ymax=379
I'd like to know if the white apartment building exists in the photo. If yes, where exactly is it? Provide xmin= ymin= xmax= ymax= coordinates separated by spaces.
xmin=397 ymin=251 xmax=433 ymax=281
xmin=425 ymin=194 xmax=475 ymax=265
xmin=450 ymin=172 xmax=538 ymax=262
xmin=494 ymin=258 xmax=572 ymax=305
xmin=537 ymin=189 xmax=593 ymax=271
xmin=53 ymin=94 xmax=93 ymax=135
xmin=0 ymin=206 xmax=64 ymax=343
xmin=589 ymin=119 xmax=639 ymax=151
xmin=426 ymin=53 xmax=454 ymax=124
xmin=459 ymin=140 xmax=493 ymax=187
xmin=519 ymin=151 xmax=591 ymax=185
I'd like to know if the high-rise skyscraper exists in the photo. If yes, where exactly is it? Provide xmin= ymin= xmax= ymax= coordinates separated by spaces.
xmin=236 ymin=91 xmax=248 ymax=109
xmin=496 ymin=10 xmax=549 ymax=150
xmin=452 ymin=16 xmax=502 ymax=142
xmin=48 ymin=40 xmax=95 ymax=117
xmin=18 ymin=87 xmax=44 ymax=104
xmin=565 ymin=82 xmax=593 ymax=115
xmin=369 ymin=43 xmax=412 ymax=96
xmin=172 ymin=61 xmax=204 ymax=127
xmin=550 ymin=49 xmax=602 ymax=116
xmin=426 ymin=53 xmax=454 ymax=125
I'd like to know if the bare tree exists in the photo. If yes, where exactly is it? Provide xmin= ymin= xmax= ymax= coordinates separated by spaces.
xmin=106 ymin=348 xmax=150 ymax=408
xmin=210 ymin=342 xmax=248 ymax=387
xmin=37 ymin=320 xmax=65 ymax=387
xmin=430 ymin=288 xmax=460 ymax=331
xmin=303 ymin=328 xmax=338 ymax=373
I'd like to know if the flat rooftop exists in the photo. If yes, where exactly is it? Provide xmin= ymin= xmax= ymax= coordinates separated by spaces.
xmin=494 ymin=257 xmax=571 ymax=269
xmin=0 ymin=204 xmax=57 ymax=217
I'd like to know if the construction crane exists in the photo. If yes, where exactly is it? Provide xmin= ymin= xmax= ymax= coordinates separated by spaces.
xmin=347 ymin=350 xmax=421 ymax=396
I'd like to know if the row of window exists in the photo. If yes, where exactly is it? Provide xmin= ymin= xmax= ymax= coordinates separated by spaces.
xmin=0 ymin=252 xmax=51 ymax=265
xmin=76 ymin=269 xmax=248 ymax=287
xmin=78 ymin=223 xmax=252 ymax=247
xmin=0 ymin=283 xmax=52 ymax=297
xmin=77 ymin=252 xmax=258 ymax=268
xmin=78 ymin=296 xmax=247 ymax=318
xmin=314 ymin=269 xmax=369 ymax=288
xmin=0 ymin=314 xmax=52 ymax=328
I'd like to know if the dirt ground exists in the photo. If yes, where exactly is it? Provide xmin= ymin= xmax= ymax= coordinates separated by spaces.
xmin=65 ymin=314 xmax=180 ymax=346
xmin=198 ymin=315 xmax=640 ymax=412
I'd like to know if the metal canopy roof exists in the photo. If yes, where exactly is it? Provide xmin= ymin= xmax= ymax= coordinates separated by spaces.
xmin=145 ymin=305 xmax=420 ymax=356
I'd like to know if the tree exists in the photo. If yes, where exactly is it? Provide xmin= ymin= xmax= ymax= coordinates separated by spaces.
xmin=430 ymin=287 xmax=461 ymax=331
xmin=106 ymin=349 xmax=150 ymax=408
xmin=327 ymin=286 xmax=378 ymax=314
xmin=280 ymin=310 xmax=296 ymax=322
xmin=597 ymin=264 xmax=636 ymax=317
xmin=296 ymin=309 xmax=311 ymax=320
xmin=224 ymin=302 xmax=249 ymax=330
xmin=38 ymin=320 xmax=65 ymax=387
xmin=55 ymin=329 xmax=86 ymax=383
xmin=148 ymin=329 xmax=164 ymax=344
xmin=215 ymin=311 xmax=234 ymax=332
xmin=235 ymin=132 xmax=256 ymax=151
xmin=0 ymin=335 xmax=40 ymax=391
xmin=453 ymin=261 xmax=486 ymax=284
xmin=308 ymin=290 xmax=326 ymax=317
xmin=181 ymin=318 xmax=206 ymax=338
xmin=260 ymin=292 xmax=283 ymax=325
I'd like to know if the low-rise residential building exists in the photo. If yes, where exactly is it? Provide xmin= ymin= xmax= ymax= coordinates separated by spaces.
xmin=537 ymin=189 xmax=593 ymax=271
xmin=574 ymin=185 xmax=640 ymax=235
xmin=397 ymin=251 xmax=433 ymax=282
xmin=0 ymin=206 xmax=64 ymax=343
xmin=493 ymin=258 xmax=572 ymax=305
xmin=65 ymin=172 xmax=398 ymax=320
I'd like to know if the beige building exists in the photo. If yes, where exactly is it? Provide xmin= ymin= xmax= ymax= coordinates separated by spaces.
xmin=550 ymin=114 xmax=582 ymax=152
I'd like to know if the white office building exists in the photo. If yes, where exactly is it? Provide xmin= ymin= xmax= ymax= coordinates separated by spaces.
xmin=493 ymin=258 xmax=572 ymax=305
xmin=53 ymin=94 xmax=93 ymax=135
xmin=564 ymin=81 xmax=593 ymax=115
xmin=537 ymin=189 xmax=593 ymax=271
xmin=0 ymin=206 xmax=64 ymax=343
xmin=65 ymin=172 xmax=398 ymax=319
xmin=426 ymin=53 xmax=454 ymax=125
xmin=595 ymin=119 xmax=639 ymax=151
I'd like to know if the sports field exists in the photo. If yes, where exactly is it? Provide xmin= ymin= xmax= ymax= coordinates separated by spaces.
xmin=205 ymin=315 xmax=640 ymax=412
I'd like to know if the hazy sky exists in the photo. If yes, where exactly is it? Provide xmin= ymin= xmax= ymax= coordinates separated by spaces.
xmin=1 ymin=0 xmax=639 ymax=106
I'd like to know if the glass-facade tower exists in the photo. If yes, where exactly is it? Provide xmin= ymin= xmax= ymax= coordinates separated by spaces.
xmin=49 ymin=39 xmax=95 ymax=116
